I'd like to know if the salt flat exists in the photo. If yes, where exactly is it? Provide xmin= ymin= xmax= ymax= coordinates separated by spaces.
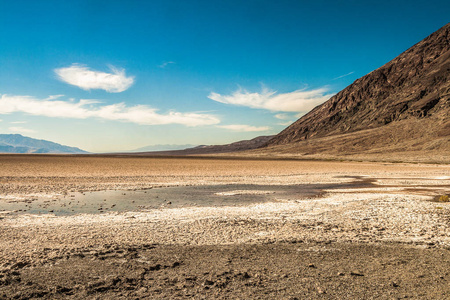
xmin=0 ymin=155 xmax=449 ymax=299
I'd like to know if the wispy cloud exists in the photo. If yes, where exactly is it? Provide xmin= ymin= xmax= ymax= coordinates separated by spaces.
xmin=208 ymin=86 xmax=333 ymax=112
xmin=54 ymin=64 xmax=135 ymax=93
xmin=10 ymin=121 xmax=27 ymax=124
xmin=45 ymin=95 xmax=65 ymax=100
xmin=158 ymin=61 xmax=175 ymax=68
xmin=277 ymin=120 xmax=294 ymax=126
xmin=274 ymin=113 xmax=291 ymax=120
xmin=218 ymin=124 xmax=270 ymax=132
xmin=295 ymin=112 xmax=307 ymax=118
xmin=0 ymin=94 xmax=220 ymax=127
xmin=9 ymin=126 xmax=35 ymax=134
xmin=274 ymin=113 xmax=295 ymax=126
xmin=332 ymin=71 xmax=354 ymax=80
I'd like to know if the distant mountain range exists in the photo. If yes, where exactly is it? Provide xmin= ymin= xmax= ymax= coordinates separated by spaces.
xmin=131 ymin=135 xmax=275 ymax=156
xmin=0 ymin=134 xmax=88 ymax=154
xmin=130 ymin=144 xmax=197 ymax=152
xmin=262 ymin=23 xmax=450 ymax=161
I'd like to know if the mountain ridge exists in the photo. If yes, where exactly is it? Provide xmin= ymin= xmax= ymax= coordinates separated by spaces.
xmin=0 ymin=134 xmax=88 ymax=154
xmin=129 ymin=135 xmax=275 ymax=156
xmin=264 ymin=23 xmax=449 ymax=159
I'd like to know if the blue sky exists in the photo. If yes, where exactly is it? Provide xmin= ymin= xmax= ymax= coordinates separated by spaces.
xmin=0 ymin=0 xmax=449 ymax=152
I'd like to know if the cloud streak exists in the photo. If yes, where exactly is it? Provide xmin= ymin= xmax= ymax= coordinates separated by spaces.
xmin=218 ymin=124 xmax=270 ymax=132
xmin=9 ymin=126 xmax=35 ymax=133
xmin=55 ymin=64 xmax=135 ymax=93
xmin=277 ymin=121 xmax=293 ymax=126
xmin=208 ymin=86 xmax=333 ymax=112
xmin=158 ymin=61 xmax=175 ymax=68
xmin=0 ymin=94 xmax=219 ymax=127
xmin=333 ymin=71 xmax=354 ymax=80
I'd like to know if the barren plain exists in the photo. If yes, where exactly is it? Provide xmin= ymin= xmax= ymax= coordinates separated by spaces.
xmin=0 ymin=155 xmax=449 ymax=299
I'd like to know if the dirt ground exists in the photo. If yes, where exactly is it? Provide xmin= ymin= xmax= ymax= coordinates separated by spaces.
xmin=2 ymin=243 xmax=450 ymax=299
xmin=0 ymin=155 xmax=449 ymax=299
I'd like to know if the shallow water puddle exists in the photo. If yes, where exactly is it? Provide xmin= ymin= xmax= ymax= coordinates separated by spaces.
xmin=0 ymin=179 xmax=378 ymax=216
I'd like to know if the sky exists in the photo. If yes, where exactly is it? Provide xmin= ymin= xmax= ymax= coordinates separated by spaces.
xmin=0 ymin=0 xmax=449 ymax=152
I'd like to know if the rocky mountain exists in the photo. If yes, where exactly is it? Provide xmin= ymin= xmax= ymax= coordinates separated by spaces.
xmin=264 ymin=23 xmax=449 ymax=161
xmin=0 ymin=134 xmax=88 ymax=154
xmin=133 ymin=135 xmax=274 ymax=156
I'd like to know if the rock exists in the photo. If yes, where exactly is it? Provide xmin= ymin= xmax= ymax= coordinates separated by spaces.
xmin=204 ymin=280 xmax=214 ymax=286
xmin=11 ymin=261 xmax=28 ymax=269
xmin=136 ymin=287 xmax=148 ymax=295
xmin=56 ymin=286 xmax=73 ymax=294
xmin=149 ymin=264 xmax=161 ymax=271
xmin=172 ymin=261 xmax=180 ymax=267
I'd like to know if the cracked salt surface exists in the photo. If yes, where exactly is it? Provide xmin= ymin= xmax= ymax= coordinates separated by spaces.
xmin=3 ymin=191 xmax=449 ymax=247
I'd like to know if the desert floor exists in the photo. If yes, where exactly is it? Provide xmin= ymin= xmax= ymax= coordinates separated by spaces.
xmin=0 ymin=155 xmax=449 ymax=299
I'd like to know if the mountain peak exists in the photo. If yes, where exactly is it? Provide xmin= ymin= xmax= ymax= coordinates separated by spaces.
xmin=0 ymin=134 xmax=88 ymax=154
xmin=267 ymin=23 xmax=450 ymax=152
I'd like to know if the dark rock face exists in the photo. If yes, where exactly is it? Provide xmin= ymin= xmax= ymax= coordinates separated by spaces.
xmin=268 ymin=23 xmax=450 ymax=146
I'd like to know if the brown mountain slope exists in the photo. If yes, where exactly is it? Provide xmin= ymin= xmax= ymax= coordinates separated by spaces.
xmin=265 ymin=23 xmax=450 ymax=160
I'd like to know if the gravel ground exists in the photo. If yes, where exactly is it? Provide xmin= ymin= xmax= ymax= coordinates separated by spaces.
xmin=0 ymin=155 xmax=449 ymax=299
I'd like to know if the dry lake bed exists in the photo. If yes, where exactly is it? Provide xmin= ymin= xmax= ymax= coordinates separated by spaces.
xmin=0 ymin=155 xmax=449 ymax=299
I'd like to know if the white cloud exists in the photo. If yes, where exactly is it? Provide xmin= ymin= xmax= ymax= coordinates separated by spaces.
xmin=45 ymin=95 xmax=65 ymax=100
xmin=55 ymin=64 xmax=135 ymax=93
xmin=159 ymin=61 xmax=175 ymax=68
xmin=274 ymin=113 xmax=291 ymax=120
xmin=274 ymin=113 xmax=295 ymax=126
xmin=218 ymin=124 xmax=270 ymax=132
xmin=295 ymin=112 xmax=307 ymax=118
xmin=9 ymin=126 xmax=35 ymax=134
xmin=0 ymin=94 xmax=220 ymax=127
xmin=10 ymin=121 xmax=27 ymax=124
xmin=208 ymin=86 xmax=333 ymax=112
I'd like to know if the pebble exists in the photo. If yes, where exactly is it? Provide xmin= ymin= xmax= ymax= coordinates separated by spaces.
xmin=204 ymin=280 xmax=214 ymax=285
xmin=136 ymin=287 xmax=148 ymax=295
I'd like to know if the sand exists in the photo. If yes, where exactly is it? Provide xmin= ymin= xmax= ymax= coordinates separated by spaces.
xmin=0 ymin=155 xmax=449 ymax=299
